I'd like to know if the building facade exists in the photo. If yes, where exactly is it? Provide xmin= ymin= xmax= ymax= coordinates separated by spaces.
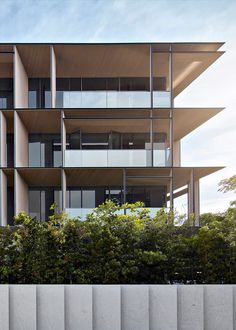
xmin=0 ymin=43 xmax=224 ymax=225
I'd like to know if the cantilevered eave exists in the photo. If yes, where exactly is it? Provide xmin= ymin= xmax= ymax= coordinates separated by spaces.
xmin=173 ymin=166 xmax=224 ymax=191
xmin=173 ymin=107 xmax=224 ymax=140
xmin=173 ymin=51 xmax=225 ymax=97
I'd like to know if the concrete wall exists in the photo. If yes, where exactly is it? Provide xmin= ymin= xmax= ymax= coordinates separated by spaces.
xmin=14 ymin=112 xmax=28 ymax=167
xmin=0 ymin=285 xmax=235 ymax=330
xmin=173 ymin=140 xmax=181 ymax=166
xmin=0 ymin=170 xmax=7 ymax=226
xmin=50 ymin=46 xmax=56 ymax=108
xmin=14 ymin=46 xmax=28 ymax=109
xmin=14 ymin=170 xmax=28 ymax=215
xmin=0 ymin=112 xmax=7 ymax=167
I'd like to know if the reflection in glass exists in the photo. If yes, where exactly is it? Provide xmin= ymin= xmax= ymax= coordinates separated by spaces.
xmin=29 ymin=188 xmax=61 ymax=221
xmin=28 ymin=78 xmax=51 ymax=108
xmin=0 ymin=78 xmax=13 ymax=109
xmin=29 ymin=190 xmax=41 ymax=220
xmin=29 ymin=134 xmax=62 ymax=168
xmin=82 ymin=190 xmax=95 ymax=208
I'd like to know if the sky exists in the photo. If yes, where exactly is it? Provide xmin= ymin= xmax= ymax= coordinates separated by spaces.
xmin=0 ymin=0 xmax=235 ymax=213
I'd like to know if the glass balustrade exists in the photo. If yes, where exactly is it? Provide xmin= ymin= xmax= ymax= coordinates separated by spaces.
xmin=59 ymin=90 xmax=171 ymax=108
xmin=65 ymin=207 xmax=168 ymax=221
xmin=153 ymin=91 xmax=171 ymax=108
xmin=153 ymin=148 xmax=171 ymax=167
xmin=65 ymin=149 xmax=171 ymax=167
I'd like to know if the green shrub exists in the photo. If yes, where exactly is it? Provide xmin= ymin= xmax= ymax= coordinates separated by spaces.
xmin=0 ymin=201 xmax=235 ymax=284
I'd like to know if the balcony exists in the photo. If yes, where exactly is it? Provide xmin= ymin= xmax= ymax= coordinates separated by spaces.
xmin=65 ymin=207 xmax=166 ymax=221
xmin=64 ymin=149 xmax=171 ymax=167
xmin=57 ymin=91 xmax=171 ymax=108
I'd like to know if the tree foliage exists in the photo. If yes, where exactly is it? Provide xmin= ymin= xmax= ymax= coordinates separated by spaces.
xmin=218 ymin=175 xmax=236 ymax=194
xmin=0 ymin=201 xmax=235 ymax=284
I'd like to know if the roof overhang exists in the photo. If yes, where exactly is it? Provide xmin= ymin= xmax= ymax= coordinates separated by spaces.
xmin=173 ymin=108 xmax=224 ymax=140
xmin=12 ymin=43 xmax=224 ymax=96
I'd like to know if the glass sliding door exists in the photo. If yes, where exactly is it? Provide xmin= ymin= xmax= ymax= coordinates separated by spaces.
xmin=29 ymin=134 xmax=62 ymax=168
xmin=29 ymin=188 xmax=61 ymax=221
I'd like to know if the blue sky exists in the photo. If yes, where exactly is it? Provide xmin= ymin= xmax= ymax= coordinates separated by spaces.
xmin=1 ymin=0 xmax=236 ymax=213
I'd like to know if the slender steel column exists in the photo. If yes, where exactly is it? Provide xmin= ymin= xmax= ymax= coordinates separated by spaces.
xmin=123 ymin=168 xmax=126 ymax=214
xmin=169 ymin=169 xmax=174 ymax=211
xmin=150 ymin=44 xmax=153 ymax=109
xmin=61 ymin=111 xmax=66 ymax=168
xmin=169 ymin=45 xmax=174 ymax=167
xmin=61 ymin=169 xmax=67 ymax=211
xmin=149 ymin=44 xmax=154 ymax=167
xmin=169 ymin=45 xmax=174 ymax=211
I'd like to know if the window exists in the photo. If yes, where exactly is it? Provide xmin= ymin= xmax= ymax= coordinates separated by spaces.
xmin=7 ymin=134 xmax=14 ymax=167
xmin=53 ymin=141 xmax=62 ymax=167
xmin=28 ymin=91 xmax=37 ymax=108
xmin=54 ymin=190 xmax=62 ymax=212
xmin=153 ymin=77 xmax=167 ymax=91
xmin=122 ymin=133 xmax=150 ymax=149
xmin=0 ymin=78 xmax=13 ymax=109
xmin=0 ymin=97 xmax=7 ymax=109
xmin=29 ymin=142 xmax=44 ymax=167
xmin=29 ymin=134 xmax=61 ymax=168
xmin=29 ymin=190 xmax=43 ymax=220
xmin=29 ymin=188 xmax=61 ymax=221
xmin=82 ymin=190 xmax=95 ymax=208
xmin=67 ymin=190 xmax=82 ymax=208
xmin=120 ymin=77 xmax=149 ymax=91
xmin=126 ymin=186 xmax=166 ymax=207
xmin=28 ymin=78 xmax=51 ymax=108
xmin=82 ymin=133 xmax=109 ymax=149
xmin=67 ymin=187 xmax=124 ymax=209
xmin=82 ymin=78 xmax=106 ymax=91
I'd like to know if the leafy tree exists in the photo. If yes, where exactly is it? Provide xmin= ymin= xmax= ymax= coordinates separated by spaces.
xmin=218 ymin=175 xmax=236 ymax=193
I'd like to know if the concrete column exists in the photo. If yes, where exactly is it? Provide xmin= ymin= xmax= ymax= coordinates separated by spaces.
xmin=50 ymin=46 xmax=56 ymax=108
xmin=188 ymin=169 xmax=200 ymax=225
xmin=204 ymin=285 xmax=233 ymax=330
xmin=93 ymin=285 xmax=121 ymax=330
xmin=14 ymin=46 xmax=28 ymax=109
xmin=0 ymin=170 xmax=7 ymax=226
xmin=150 ymin=285 xmax=177 ymax=330
xmin=121 ymin=285 xmax=149 ymax=330
xmin=0 ymin=285 xmax=9 ymax=330
xmin=178 ymin=285 xmax=204 ymax=330
xmin=14 ymin=111 xmax=28 ymax=167
xmin=37 ymin=285 xmax=64 ymax=330
xmin=0 ymin=112 xmax=7 ymax=167
xmin=9 ymin=285 xmax=36 ymax=330
xmin=14 ymin=169 xmax=28 ymax=216
xmin=173 ymin=140 xmax=181 ymax=166
xmin=65 ymin=285 xmax=92 ymax=330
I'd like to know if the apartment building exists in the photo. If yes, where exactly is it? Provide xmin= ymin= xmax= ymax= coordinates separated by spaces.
xmin=0 ymin=43 xmax=224 ymax=225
